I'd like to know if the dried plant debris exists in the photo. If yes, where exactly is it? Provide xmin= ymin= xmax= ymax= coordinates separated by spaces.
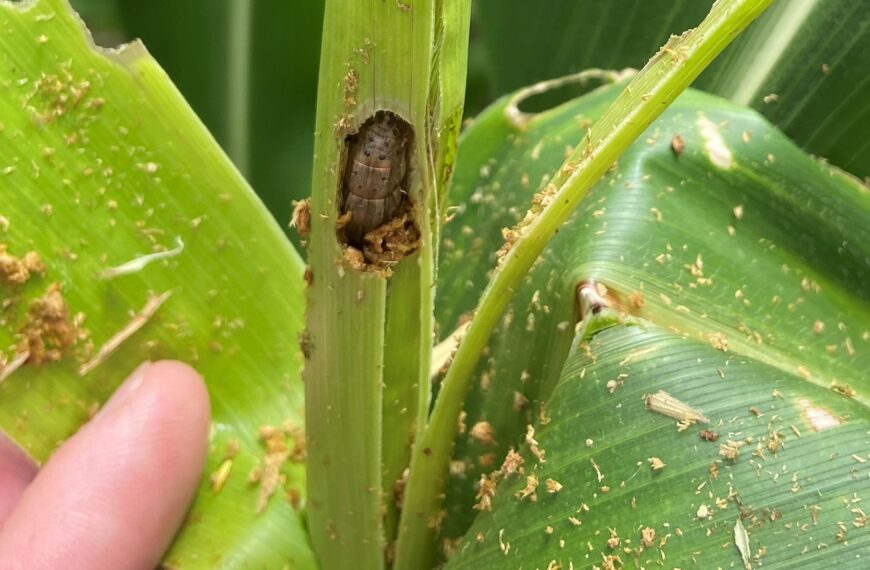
xmin=515 ymin=472 xmax=538 ymax=502
xmin=392 ymin=468 xmax=409 ymax=508
xmin=606 ymin=528 xmax=620 ymax=550
xmin=830 ymin=382 xmax=856 ymax=398
xmin=708 ymin=332 xmax=729 ymax=352
xmin=19 ymin=283 xmax=77 ymax=365
xmin=719 ymin=440 xmax=744 ymax=461
xmin=343 ymin=245 xmax=367 ymax=272
xmin=500 ymin=448 xmax=525 ymax=477
xmin=640 ymin=526 xmax=656 ymax=548
xmin=733 ymin=518 xmax=752 ymax=569
xmin=252 ymin=422 xmax=306 ymax=514
xmin=699 ymin=429 xmax=720 ymax=442
xmin=339 ymin=210 xmax=421 ymax=276
xmin=545 ymin=478 xmax=562 ymax=493
xmin=0 ymin=350 xmax=29 ymax=384
xmin=525 ymin=424 xmax=546 ymax=463
xmin=358 ymin=213 xmax=420 ymax=267
xmin=495 ymin=175 xmax=563 ymax=265
xmin=1 ymin=245 xmax=91 ymax=381
xmin=210 ymin=459 xmax=233 ymax=494
xmin=648 ymin=457 xmax=666 ymax=471
xmin=0 ymin=245 xmax=45 ymax=285
xmin=79 ymin=291 xmax=171 ymax=375
xmin=430 ymin=321 xmax=470 ymax=378
xmin=473 ymin=447 xmax=528 ymax=512
xmin=25 ymin=67 xmax=102 ymax=125
xmin=470 ymin=421 xmax=496 ymax=446
xmin=474 ymin=472 xmax=499 ymax=511
xmin=644 ymin=390 xmax=709 ymax=424
xmin=290 ymin=198 xmax=311 ymax=239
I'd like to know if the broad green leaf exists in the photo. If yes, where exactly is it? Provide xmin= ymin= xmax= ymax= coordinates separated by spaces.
xmin=448 ymin=319 xmax=870 ymax=568
xmin=0 ymin=1 xmax=312 ymax=567
xmin=697 ymin=0 xmax=870 ymax=180
xmin=435 ymin=80 xmax=869 ymax=554
xmin=409 ymin=3 xmax=775 ymax=562
xmin=470 ymin=0 xmax=870 ymax=179
xmin=115 ymin=0 xmax=325 ymax=245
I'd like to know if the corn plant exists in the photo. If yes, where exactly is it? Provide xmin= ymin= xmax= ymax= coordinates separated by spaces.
xmin=1 ymin=0 xmax=868 ymax=568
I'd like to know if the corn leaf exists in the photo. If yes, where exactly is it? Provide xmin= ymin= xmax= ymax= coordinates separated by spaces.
xmin=436 ymin=79 xmax=869 ymax=564
xmin=0 ymin=1 xmax=312 ymax=567
xmin=448 ymin=318 xmax=870 ymax=568
xmin=114 ymin=0 xmax=325 ymax=247
xmin=470 ymin=0 xmax=870 ymax=179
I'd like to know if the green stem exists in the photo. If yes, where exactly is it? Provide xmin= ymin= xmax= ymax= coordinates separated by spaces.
xmin=394 ymin=0 xmax=773 ymax=567
xmin=305 ymin=0 xmax=451 ymax=568
xmin=382 ymin=0 xmax=471 ymax=554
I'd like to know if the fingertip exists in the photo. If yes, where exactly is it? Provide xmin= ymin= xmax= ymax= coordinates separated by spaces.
xmin=146 ymin=359 xmax=211 ymax=427
xmin=138 ymin=359 xmax=211 ymax=481
xmin=0 ymin=360 xmax=212 ymax=569
xmin=147 ymin=359 xmax=205 ymax=388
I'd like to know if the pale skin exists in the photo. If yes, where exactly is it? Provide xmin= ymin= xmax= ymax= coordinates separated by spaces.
xmin=0 ymin=360 xmax=210 ymax=569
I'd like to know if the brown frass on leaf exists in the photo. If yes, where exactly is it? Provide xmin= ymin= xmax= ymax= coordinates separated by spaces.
xmin=699 ymin=429 xmax=720 ymax=442
xmin=469 ymin=421 xmax=496 ymax=446
xmin=0 ymin=245 xmax=44 ymax=286
xmin=20 ymin=282 xmax=76 ymax=364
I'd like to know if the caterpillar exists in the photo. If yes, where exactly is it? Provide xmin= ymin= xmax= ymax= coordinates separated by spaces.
xmin=341 ymin=111 xmax=410 ymax=244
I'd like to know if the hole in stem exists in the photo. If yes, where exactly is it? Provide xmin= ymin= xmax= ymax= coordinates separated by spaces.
xmin=338 ymin=110 xmax=420 ymax=273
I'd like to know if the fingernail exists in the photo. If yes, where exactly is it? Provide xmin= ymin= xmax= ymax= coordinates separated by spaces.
xmin=96 ymin=361 xmax=151 ymax=419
